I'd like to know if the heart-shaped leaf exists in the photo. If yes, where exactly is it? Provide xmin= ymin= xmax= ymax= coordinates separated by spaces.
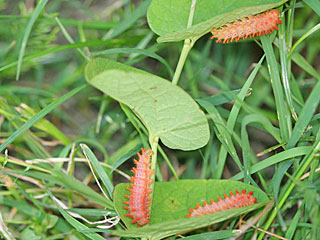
xmin=85 ymin=58 xmax=209 ymax=151
xmin=147 ymin=0 xmax=288 ymax=42
xmin=113 ymin=179 xmax=269 ymax=239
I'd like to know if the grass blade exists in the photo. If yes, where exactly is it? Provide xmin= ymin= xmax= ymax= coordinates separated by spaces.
xmin=278 ymin=13 xmax=297 ymax=120
xmin=285 ymin=201 xmax=304 ymax=239
xmin=52 ymin=170 xmax=113 ymax=209
xmin=197 ymin=99 xmax=243 ymax=173
xmin=288 ymin=23 xmax=320 ymax=57
xmin=287 ymin=81 xmax=320 ymax=148
xmin=261 ymin=35 xmax=291 ymax=143
xmin=103 ymin=0 xmax=152 ymax=40
xmin=258 ymin=131 xmax=320 ymax=240
xmin=81 ymin=144 xmax=114 ymax=200
xmin=16 ymin=0 xmax=48 ymax=80
xmin=290 ymin=51 xmax=320 ymax=80
xmin=216 ymin=56 xmax=265 ymax=179
xmin=55 ymin=16 xmax=89 ymax=61
xmin=232 ymin=146 xmax=312 ymax=180
xmin=303 ymin=0 xmax=320 ymax=16
xmin=0 ymin=84 xmax=86 ymax=153
xmin=46 ymin=188 xmax=107 ymax=240
xmin=0 ymin=40 xmax=127 ymax=73
xmin=181 ymin=230 xmax=237 ymax=239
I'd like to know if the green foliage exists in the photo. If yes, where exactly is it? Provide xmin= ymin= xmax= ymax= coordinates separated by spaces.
xmin=85 ymin=58 xmax=210 ymax=151
xmin=0 ymin=0 xmax=319 ymax=239
xmin=148 ymin=0 xmax=288 ymax=42
xmin=113 ymin=180 xmax=269 ymax=238
xmin=113 ymin=201 xmax=267 ymax=239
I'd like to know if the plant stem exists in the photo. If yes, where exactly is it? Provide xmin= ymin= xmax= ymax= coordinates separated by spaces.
xmin=172 ymin=41 xmax=193 ymax=85
xmin=149 ymin=136 xmax=159 ymax=208
xmin=158 ymin=146 xmax=179 ymax=180
xmin=257 ymin=133 xmax=320 ymax=240
xmin=172 ymin=0 xmax=197 ymax=85
xmin=0 ymin=155 xmax=51 ymax=173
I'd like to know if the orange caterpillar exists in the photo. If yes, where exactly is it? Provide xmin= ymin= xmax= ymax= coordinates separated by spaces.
xmin=211 ymin=10 xmax=282 ymax=43
xmin=123 ymin=148 xmax=153 ymax=227
xmin=186 ymin=190 xmax=257 ymax=217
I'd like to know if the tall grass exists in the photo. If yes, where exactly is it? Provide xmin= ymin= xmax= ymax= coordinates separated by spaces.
xmin=0 ymin=0 xmax=319 ymax=239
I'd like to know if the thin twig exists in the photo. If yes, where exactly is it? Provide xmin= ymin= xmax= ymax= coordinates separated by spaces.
xmin=249 ymin=224 xmax=289 ymax=240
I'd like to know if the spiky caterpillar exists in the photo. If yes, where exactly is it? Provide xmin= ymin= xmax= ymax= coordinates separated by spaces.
xmin=123 ymin=148 xmax=154 ymax=227
xmin=211 ymin=10 xmax=282 ymax=44
xmin=186 ymin=190 xmax=257 ymax=218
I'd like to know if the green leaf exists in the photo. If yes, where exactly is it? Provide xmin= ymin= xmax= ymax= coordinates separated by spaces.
xmin=147 ymin=0 xmax=288 ymax=42
xmin=43 ymin=214 xmax=59 ymax=230
xmin=113 ymin=179 xmax=269 ymax=239
xmin=85 ymin=58 xmax=210 ymax=151
xmin=303 ymin=0 xmax=320 ymax=16
xmin=20 ymin=228 xmax=41 ymax=240
xmin=91 ymin=47 xmax=174 ymax=78
xmin=181 ymin=230 xmax=237 ymax=240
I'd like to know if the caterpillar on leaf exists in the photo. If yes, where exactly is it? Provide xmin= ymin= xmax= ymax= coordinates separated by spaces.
xmin=211 ymin=9 xmax=282 ymax=43
xmin=123 ymin=148 xmax=154 ymax=227
xmin=186 ymin=190 xmax=257 ymax=217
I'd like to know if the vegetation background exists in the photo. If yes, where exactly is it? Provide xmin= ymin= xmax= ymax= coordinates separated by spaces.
xmin=0 ymin=0 xmax=319 ymax=239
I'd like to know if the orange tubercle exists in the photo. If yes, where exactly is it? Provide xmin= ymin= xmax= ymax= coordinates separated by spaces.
xmin=123 ymin=148 xmax=154 ymax=227
xmin=186 ymin=190 xmax=257 ymax=218
xmin=210 ymin=9 xmax=282 ymax=44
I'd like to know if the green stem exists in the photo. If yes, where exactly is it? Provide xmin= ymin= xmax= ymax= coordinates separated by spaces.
xmin=55 ymin=17 xmax=90 ymax=61
xmin=172 ymin=0 xmax=197 ymax=85
xmin=172 ymin=41 xmax=193 ymax=85
xmin=0 ymin=155 xmax=51 ymax=173
xmin=149 ymin=136 xmax=159 ymax=209
xmin=158 ymin=146 xmax=179 ymax=180
xmin=257 ymin=133 xmax=320 ymax=240
xmin=187 ymin=0 xmax=197 ymax=28
xmin=288 ymin=23 xmax=320 ymax=58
